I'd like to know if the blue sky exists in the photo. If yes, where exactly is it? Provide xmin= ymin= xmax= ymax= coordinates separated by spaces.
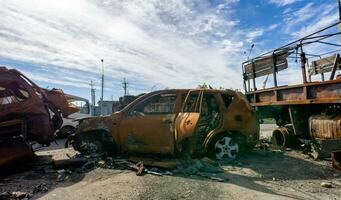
xmin=0 ymin=0 xmax=339 ymax=102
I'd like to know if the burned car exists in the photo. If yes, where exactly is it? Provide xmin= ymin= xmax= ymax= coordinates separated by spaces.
xmin=71 ymin=89 xmax=259 ymax=159
xmin=0 ymin=66 xmax=78 ymax=166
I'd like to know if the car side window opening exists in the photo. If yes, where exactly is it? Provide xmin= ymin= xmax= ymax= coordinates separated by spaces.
xmin=183 ymin=92 xmax=199 ymax=112
xmin=195 ymin=93 xmax=221 ymax=151
xmin=0 ymin=83 xmax=30 ymax=105
xmin=221 ymin=93 xmax=234 ymax=109
xmin=130 ymin=93 xmax=177 ymax=115
xmin=201 ymin=94 xmax=220 ymax=116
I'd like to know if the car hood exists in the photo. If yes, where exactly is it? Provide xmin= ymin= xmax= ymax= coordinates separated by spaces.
xmin=77 ymin=113 xmax=121 ymax=133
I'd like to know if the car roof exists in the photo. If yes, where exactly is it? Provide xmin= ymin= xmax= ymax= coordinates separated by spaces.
xmin=120 ymin=88 xmax=238 ymax=113
xmin=149 ymin=88 xmax=236 ymax=94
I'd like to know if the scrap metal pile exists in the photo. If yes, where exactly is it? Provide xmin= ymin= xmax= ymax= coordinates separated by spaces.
xmin=0 ymin=67 xmax=78 ymax=167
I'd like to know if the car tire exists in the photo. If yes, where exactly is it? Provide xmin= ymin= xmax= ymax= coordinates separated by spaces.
xmin=72 ymin=131 xmax=116 ymax=156
xmin=213 ymin=135 xmax=240 ymax=160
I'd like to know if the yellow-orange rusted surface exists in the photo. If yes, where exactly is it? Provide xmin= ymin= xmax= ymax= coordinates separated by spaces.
xmin=76 ymin=89 xmax=259 ymax=156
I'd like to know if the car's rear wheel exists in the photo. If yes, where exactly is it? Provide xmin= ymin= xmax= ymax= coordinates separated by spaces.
xmin=214 ymin=136 xmax=239 ymax=160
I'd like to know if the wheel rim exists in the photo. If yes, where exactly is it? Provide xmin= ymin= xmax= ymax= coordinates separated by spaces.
xmin=214 ymin=136 xmax=239 ymax=160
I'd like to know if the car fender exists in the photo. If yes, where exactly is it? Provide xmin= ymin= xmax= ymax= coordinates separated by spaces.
xmin=202 ymin=127 xmax=227 ymax=153
xmin=76 ymin=114 xmax=121 ymax=150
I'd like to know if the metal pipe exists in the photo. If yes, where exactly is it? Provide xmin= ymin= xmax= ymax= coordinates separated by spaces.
xmin=300 ymin=51 xmax=307 ymax=84
xmin=252 ymin=61 xmax=257 ymax=91
xmin=272 ymin=52 xmax=278 ymax=87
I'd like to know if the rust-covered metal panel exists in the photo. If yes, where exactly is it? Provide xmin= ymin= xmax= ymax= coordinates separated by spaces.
xmin=309 ymin=115 xmax=341 ymax=139
xmin=42 ymin=88 xmax=79 ymax=117
xmin=217 ymin=91 xmax=259 ymax=146
xmin=246 ymin=79 xmax=341 ymax=106
xmin=119 ymin=114 xmax=176 ymax=154
xmin=0 ymin=66 xmax=79 ymax=166
xmin=175 ymin=112 xmax=200 ymax=143
xmin=75 ymin=89 xmax=260 ymax=157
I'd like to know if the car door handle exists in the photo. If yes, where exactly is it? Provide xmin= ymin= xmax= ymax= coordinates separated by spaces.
xmin=185 ymin=120 xmax=192 ymax=125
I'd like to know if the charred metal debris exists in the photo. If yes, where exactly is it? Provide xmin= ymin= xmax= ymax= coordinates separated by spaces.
xmin=0 ymin=67 xmax=79 ymax=167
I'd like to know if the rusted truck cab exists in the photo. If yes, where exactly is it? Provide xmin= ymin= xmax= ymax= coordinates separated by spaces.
xmin=74 ymin=89 xmax=259 ymax=159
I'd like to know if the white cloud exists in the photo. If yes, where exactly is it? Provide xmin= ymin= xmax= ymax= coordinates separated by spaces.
xmin=268 ymin=24 xmax=279 ymax=31
xmin=283 ymin=2 xmax=338 ymax=38
xmin=0 ymin=0 xmax=245 ymax=97
xmin=246 ymin=29 xmax=264 ymax=43
xmin=294 ymin=12 xmax=339 ymax=38
xmin=268 ymin=0 xmax=301 ymax=6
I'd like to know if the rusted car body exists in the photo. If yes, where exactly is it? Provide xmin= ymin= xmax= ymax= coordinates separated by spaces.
xmin=0 ymin=66 xmax=78 ymax=166
xmin=72 ymin=89 xmax=259 ymax=159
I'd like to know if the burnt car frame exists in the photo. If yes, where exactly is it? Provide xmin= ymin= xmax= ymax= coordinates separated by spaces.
xmin=72 ymin=89 xmax=259 ymax=159
xmin=0 ymin=66 xmax=78 ymax=166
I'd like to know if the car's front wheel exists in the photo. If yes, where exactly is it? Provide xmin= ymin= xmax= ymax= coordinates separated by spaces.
xmin=214 ymin=136 xmax=239 ymax=160
xmin=69 ymin=131 xmax=116 ymax=156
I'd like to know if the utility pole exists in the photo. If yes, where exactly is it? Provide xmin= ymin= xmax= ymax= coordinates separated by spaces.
xmin=339 ymin=0 xmax=341 ymax=20
xmin=339 ymin=0 xmax=341 ymax=42
xmin=100 ymin=59 xmax=104 ymax=115
xmin=122 ymin=78 xmax=128 ymax=96
xmin=89 ymin=81 xmax=95 ymax=116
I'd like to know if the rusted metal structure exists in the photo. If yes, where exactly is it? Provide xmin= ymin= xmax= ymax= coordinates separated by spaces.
xmin=242 ymin=21 xmax=341 ymax=158
xmin=71 ymin=89 xmax=259 ymax=160
xmin=0 ymin=67 xmax=78 ymax=166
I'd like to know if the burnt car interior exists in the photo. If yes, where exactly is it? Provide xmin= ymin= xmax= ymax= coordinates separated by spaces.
xmin=129 ymin=93 xmax=177 ymax=116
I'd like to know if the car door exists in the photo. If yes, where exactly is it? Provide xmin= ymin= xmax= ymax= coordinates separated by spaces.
xmin=119 ymin=92 xmax=178 ymax=154
xmin=174 ymin=90 xmax=203 ymax=145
